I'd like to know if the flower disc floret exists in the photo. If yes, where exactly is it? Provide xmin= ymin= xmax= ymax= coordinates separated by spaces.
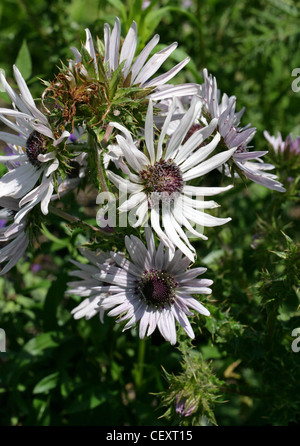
xmin=140 ymin=159 xmax=184 ymax=197
xmin=137 ymin=268 xmax=178 ymax=308
xmin=26 ymin=131 xmax=48 ymax=168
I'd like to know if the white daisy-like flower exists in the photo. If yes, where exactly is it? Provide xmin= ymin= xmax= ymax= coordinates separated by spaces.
xmin=107 ymin=98 xmax=235 ymax=261
xmin=91 ymin=228 xmax=212 ymax=345
xmin=103 ymin=143 xmax=131 ymax=175
xmin=199 ymin=69 xmax=285 ymax=192
xmin=70 ymin=17 xmax=197 ymax=100
xmin=0 ymin=197 xmax=29 ymax=275
xmin=66 ymin=249 xmax=112 ymax=322
xmin=0 ymin=65 xmax=70 ymax=220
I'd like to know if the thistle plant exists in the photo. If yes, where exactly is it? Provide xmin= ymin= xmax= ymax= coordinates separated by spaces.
xmin=0 ymin=10 xmax=299 ymax=427
xmin=157 ymin=339 xmax=224 ymax=426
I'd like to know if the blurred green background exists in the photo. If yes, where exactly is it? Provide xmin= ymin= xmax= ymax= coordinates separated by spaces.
xmin=0 ymin=0 xmax=299 ymax=426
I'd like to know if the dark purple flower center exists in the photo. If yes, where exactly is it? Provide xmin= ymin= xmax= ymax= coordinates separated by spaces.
xmin=26 ymin=131 xmax=48 ymax=167
xmin=140 ymin=159 xmax=184 ymax=198
xmin=182 ymin=123 xmax=203 ymax=145
xmin=137 ymin=269 xmax=178 ymax=309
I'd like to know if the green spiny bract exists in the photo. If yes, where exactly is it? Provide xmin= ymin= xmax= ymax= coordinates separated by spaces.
xmin=42 ymin=44 xmax=155 ymax=138
xmin=157 ymin=338 xmax=224 ymax=426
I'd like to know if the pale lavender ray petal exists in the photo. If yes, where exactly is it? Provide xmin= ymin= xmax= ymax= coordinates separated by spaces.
xmin=181 ymin=203 xmax=231 ymax=228
xmin=182 ymin=147 xmax=237 ymax=181
xmin=132 ymin=200 xmax=149 ymax=228
xmin=145 ymin=99 xmax=155 ymax=164
xmin=150 ymin=206 xmax=175 ymax=252
xmin=149 ymin=83 xmax=198 ymax=101
xmin=125 ymin=234 xmax=148 ymax=268
xmin=183 ymin=184 xmax=233 ymax=196
xmin=103 ymin=23 xmax=111 ymax=64
xmin=0 ymin=72 xmax=31 ymax=115
xmin=172 ymin=303 xmax=195 ymax=338
xmin=130 ymin=34 xmax=160 ymax=84
xmin=109 ymin=17 xmax=121 ymax=73
xmin=157 ymin=98 xmax=177 ymax=160
xmin=134 ymin=42 xmax=178 ymax=87
xmin=0 ymin=131 xmax=27 ymax=147
xmin=179 ymin=132 xmax=221 ymax=173
xmin=178 ymin=294 xmax=210 ymax=316
xmin=119 ymin=21 xmax=138 ymax=78
xmin=109 ymin=251 xmax=143 ymax=277
xmin=85 ymin=28 xmax=98 ymax=75
xmin=118 ymin=192 xmax=147 ymax=212
xmin=145 ymin=57 xmax=190 ymax=88
xmin=162 ymin=204 xmax=195 ymax=261
xmin=174 ymin=118 xmax=219 ymax=166
xmin=164 ymin=98 xmax=202 ymax=160
xmin=13 ymin=65 xmax=35 ymax=107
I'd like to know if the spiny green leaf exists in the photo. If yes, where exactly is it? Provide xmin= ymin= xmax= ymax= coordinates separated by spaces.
xmin=109 ymin=59 xmax=126 ymax=100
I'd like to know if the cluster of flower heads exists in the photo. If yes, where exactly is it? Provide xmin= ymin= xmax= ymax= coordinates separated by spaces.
xmin=0 ymin=18 xmax=287 ymax=343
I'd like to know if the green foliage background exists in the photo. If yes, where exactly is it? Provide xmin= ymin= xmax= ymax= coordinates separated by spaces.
xmin=0 ymin=0 xmax=299 ymax=426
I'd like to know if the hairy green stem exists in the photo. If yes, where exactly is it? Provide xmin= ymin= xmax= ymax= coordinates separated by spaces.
xmin=101 ymin=124 xmax=114 ymax=148
xmin=48 ymin=204 xmax=109 ymax=234
xmin=135 ymin=338 xmax=146 ymax=390
xmin=96 ymin=146 xmax=109 ymax=193
xmin=88 ymin=131 xmax=109 ymax=193
xmin=95 ymin=124 xmax=114 ymax=193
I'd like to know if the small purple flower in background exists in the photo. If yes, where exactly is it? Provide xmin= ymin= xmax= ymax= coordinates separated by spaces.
xmin=2 ymin=145 xmax=20 ymax=168
xmin=31 ymin=263 xmax=42 ymax=273
xmin=68 ymin=134 xmax=78 ymax=144
xmin=264 ymin=130 xmax=300 ymax=157
xmin=142 ymin=0 xmax=150 ymax=9
xmin=0 ymin=219 xmax=6 ymax=229
xmin=4 ymin=145 xmax=13 ymax=156
xmin=175 ymin=395 xmax=197 ymax=417
xmin=182 ymin=0 xmax=193 ymax=8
